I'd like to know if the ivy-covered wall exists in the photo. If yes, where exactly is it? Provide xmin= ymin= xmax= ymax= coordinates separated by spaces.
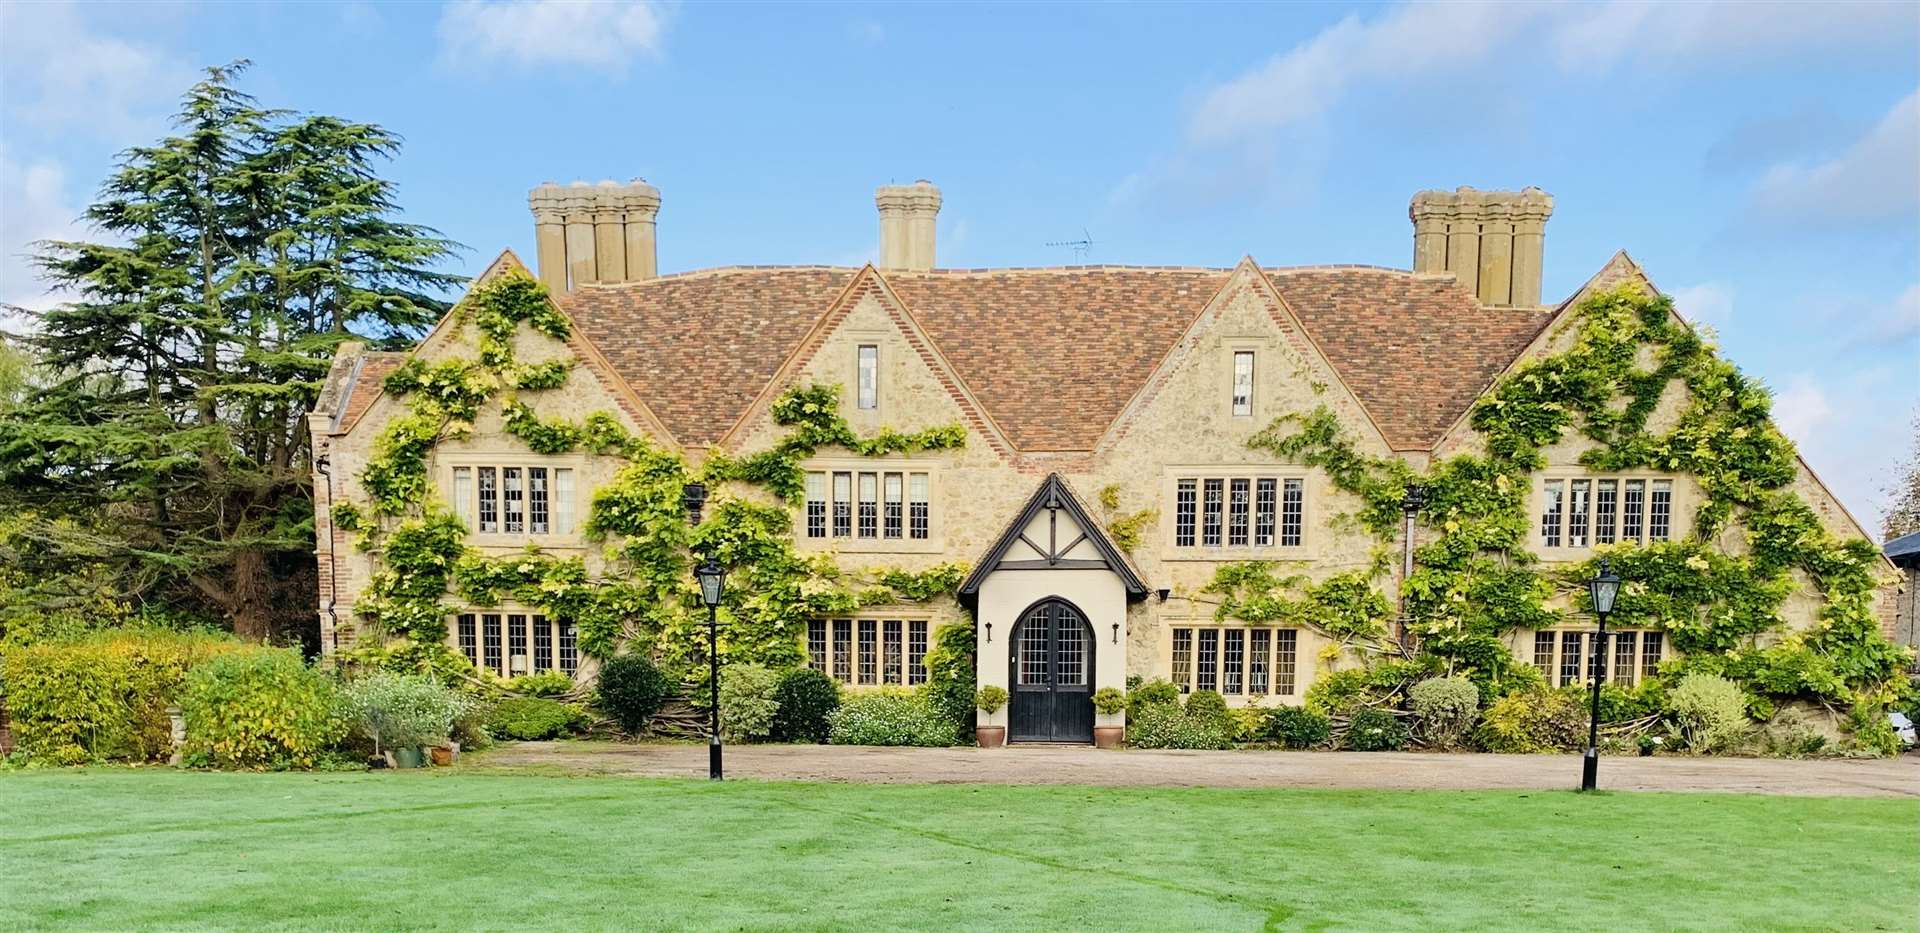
xmin=311 ymin=258 xmax=1907 ymax=731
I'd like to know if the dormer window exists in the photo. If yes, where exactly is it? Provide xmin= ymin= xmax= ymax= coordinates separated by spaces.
xmin=857 ymin=344 xmax=879 ymax=409
xmin=1231 ymin=351 xmax=1254 ymax=416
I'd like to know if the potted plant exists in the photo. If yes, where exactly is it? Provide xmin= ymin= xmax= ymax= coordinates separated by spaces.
xmin=342 ymin=672 xmax=469 ymax=770
xmin=1092 ymin=687 xmax=1127 ymax=748
xmin=974 ymin=685 xmax=1009 ymax=748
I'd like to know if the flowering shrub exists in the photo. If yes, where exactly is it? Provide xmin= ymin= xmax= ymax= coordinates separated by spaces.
xmin=1474 ymin=688 xmax=1586 ymax=753
xmin=1125 ymin=703 xmax=1234 ymax=750
xmin=0 ymin=628 xmax=241 ymax=764
xmin=827 ymin=690 xmax=956 ymax=747
xmin=1668 ymin=673 xmax=1751 ymax=754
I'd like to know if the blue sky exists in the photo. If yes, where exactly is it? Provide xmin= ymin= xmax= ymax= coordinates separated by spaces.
xmin=3 ymin=0 xmax=1916 ymax=529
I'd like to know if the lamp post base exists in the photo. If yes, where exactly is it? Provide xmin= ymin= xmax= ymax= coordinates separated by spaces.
xmin=1580 ymin=747 xmax=1598 ymax=792
xmin=710 ymin=737 xmax=723 ymax=781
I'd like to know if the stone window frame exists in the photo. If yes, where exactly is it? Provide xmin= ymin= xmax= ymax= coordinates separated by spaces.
xmin=1161 ymin=466 xmax=1310 ymax=560
xmin=440 ymin=453 xmax=589 ymax=550
xmin=797 ymin=457 xmax=943 ymax=554
xmin=1534 ymin=473 xmax=1686 ymax=554
xmin=1525 ymin=626 xmax=1665 ymax=687
xmin=451 ymin=605 xmax=579 ymax=679
xmin=1163 ymin=622 xmax=1302 ymax=702
xmin=806 ymin=616 xmax=932 ymax=688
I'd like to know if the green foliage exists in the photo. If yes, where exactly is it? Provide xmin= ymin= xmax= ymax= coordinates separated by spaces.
xmin=1668 ymin=673 xmax=1752 ymax=754
xmin=467 ymin=273 xmax=571 ymax=368
xmin=1125 ymin=702 xmax=1235 ymax=750
xmin=1344 ymin=707 xmax=1408 ymax=751
xmin=510 ymin=360 xmax=573 ymax=391
xmin=1262 ymin=706 xmax=1332 ymax=749
xmin=484 ymin=697 xmax=588 ymax=741
xmin=1408 ymin=676 xmax=1480 ymax=748
xmin=1184 ymin=689 xmax=1232 ymax=726
xmin=0 ymin=628 xmax=242 ymax=764
xmin=0 ymin=61 xmax=460 ymax=641
xmin=922 ymin=622 xmax=977 ymax=739
xmin=1474 ymin=688 xmax=1586 ymax=753
xmin=729 ymin=383 xmax=967 ymax=502
xmin=1303 ymin=660 xmax=1430 ymax=716
xmin=180 ymin=648 xmax=343 ymax=769
xmin=1126 ymin=678 xmax=1182 ymax=717
xmin=1091 ymin=687 xmax=1127 ymax=716
xmin=595 ymin=654 xmax=673 ymax=734
xmin=505 ymin=671 xmax=574 ymax=698
xmin=827 ymin=690 xmax=957 ymax=746
xmin=720 ymin=664 xmax=783 ymax=742
xmin=1248 ymin=285 xmax=1908 ymax=709
xmin=1206 ymin=564 xmax=1393 ymax=643
xmin=770 ymin=667 xmax=840 ymax=743
xmin=338 ymin=671 xmax=472 ymax=752
xmin=876 ymin=564 xmax=968 ymax=602
xmin=1096 ymin=484 xmax=1156 ymax=554
xmin=975 ymin=684 xmax=1009 ymax=714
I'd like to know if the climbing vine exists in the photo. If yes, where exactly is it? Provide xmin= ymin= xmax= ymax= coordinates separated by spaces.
xmin=341 ymin=271 xmax=973 ymax=689
xmin=1241 ymin=284 xmax=1910 ymax=714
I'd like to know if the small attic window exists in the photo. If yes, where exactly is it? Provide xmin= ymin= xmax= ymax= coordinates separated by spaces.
xmin=1232 ymin=351 xmax=1255 ymax=417
xmin=857 ymin=345 xmax=879 ymax=409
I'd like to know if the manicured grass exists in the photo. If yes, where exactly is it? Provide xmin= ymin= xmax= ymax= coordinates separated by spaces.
xmin=1 ymin=770 xmax=1913 ymax=931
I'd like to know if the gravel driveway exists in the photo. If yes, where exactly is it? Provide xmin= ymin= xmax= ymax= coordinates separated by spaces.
xmin=472 ymin=741 xmax=1919 ymax=797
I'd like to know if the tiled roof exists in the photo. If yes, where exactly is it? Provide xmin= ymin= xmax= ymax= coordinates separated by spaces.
xmin=889 ymin=267 xmax=1229 ymax=450
xmin=563 ymin=268 xmax=857 ymax=445
xmin=550 ymin=263 xmax=1552 ymax=453
xmin=334 ymin=351 xmax=405 ymax=432
xmin=1265 ymin=268 xmax=1555 ymax=449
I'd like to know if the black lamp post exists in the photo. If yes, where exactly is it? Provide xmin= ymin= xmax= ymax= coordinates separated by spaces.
xmin=694 ymin=555 xmax=727 ymax=780
xmin=1581 ymin=557 xmax=1623 ymax=792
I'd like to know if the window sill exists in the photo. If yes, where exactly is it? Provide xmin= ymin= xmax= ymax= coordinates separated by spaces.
xmin=1161 ymin=547 xmax=1306 ymax=562
xmin=798 ymin=537 xmax=945 ymax=555
xmin=464 ymin=535 xmax=588 ymax=552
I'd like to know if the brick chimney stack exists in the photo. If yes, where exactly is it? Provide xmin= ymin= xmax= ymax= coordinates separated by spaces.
xmin=1410 ymin=186 xmax=1553 ymax=306
xmin=528 ymin=178 xmax=661 ymax=292
xmin=876 ymin=180 xmax=941 ymax=271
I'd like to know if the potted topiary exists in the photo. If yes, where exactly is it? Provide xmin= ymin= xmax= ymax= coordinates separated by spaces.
xmin=974 ymin=685 xmax=1009 ymax=748
xmin=1092 ymin=687 xmax=1127 ymax=748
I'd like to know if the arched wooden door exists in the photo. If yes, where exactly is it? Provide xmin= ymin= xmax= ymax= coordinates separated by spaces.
xmin=1008 ymin=599 xmax=1095 ymax=743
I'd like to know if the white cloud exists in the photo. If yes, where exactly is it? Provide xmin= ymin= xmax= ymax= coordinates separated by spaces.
xmin=1746 ymin=88 xmax=1920 ymax=229
xmin=1187 ymin=3 xmax=1547 ymax=146
xmin=1548 ymin=0 xmax=1917 ymax=71
xmin=0 ymin=1 xmax=192 ymax=140
xmin=1874 ymin=283 xmax=1920 ymax=344
xmin=1671 ymin=282 xmax=1734 ymax=329
xmin=0 ymin=148 xmax=87 ymax=318
xmin=1772 ymin=374 xmax=1834 ymax=447
xmin=437 ymin=0 xmax=667 ymax=74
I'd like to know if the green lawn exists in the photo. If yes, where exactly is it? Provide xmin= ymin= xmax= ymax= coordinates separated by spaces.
xmin=1 ymin=770 xmax=1913 ymax=931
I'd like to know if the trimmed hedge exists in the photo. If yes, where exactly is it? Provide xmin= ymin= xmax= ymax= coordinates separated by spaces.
xmin=596 ymin=654 xmax=671 ymax=734
xmin=0 ymin=629 xmax=242 ymax=764
xmin=181 ymin=648 xmax=343 ymax=770
xmin=486 ymin=697 xmax=589 ymax=741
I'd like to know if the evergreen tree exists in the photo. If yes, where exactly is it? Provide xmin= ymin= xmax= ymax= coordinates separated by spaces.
xmin=0 ymin=61 xmax=461 ymax=641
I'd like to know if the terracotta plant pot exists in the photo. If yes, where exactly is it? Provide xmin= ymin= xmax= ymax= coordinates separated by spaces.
xmin=429 ymin=745 xmax=456 ymax=767
xmin=975 ymin=725 xmax=1006 ymax=748
xmin=1093 ymin=726 xmax=1125 ymax=749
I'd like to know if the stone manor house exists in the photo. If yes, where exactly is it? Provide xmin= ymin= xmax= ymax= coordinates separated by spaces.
xmin=311 ymin=179 xmax=1893 ymax=744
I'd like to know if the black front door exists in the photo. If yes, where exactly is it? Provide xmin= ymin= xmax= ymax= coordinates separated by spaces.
xmin=1008 ymin=599 xmax=1095 ymax=743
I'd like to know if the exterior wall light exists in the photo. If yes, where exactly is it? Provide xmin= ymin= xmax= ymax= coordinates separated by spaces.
xmin=681 ymin=481 xmax=707 ymax=527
